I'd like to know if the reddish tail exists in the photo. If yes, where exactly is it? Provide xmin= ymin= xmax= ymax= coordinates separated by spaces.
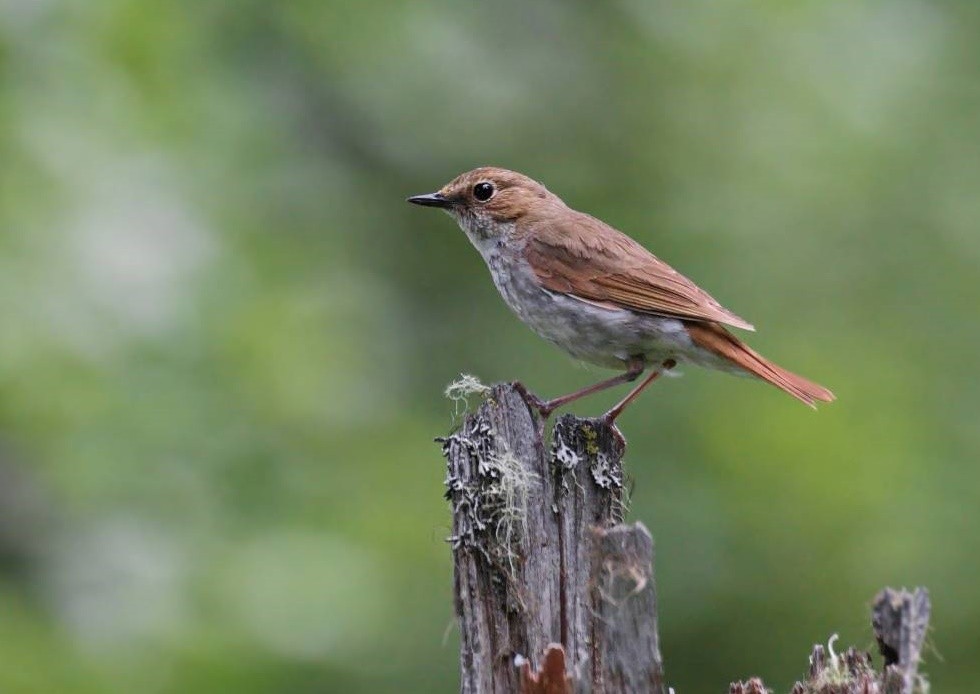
xmin=686 ymin=322 xmax=835 ymax=407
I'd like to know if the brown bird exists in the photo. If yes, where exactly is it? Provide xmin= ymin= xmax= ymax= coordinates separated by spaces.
xmin=408 ymin=167 xmax=834 ymax=423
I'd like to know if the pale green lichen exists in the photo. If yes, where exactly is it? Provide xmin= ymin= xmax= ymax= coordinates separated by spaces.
xmin=483 ymin=449 xmax=539 ymax=579
xmin=444 ymin=414 xmax=539 ymax=592
xmin=582 ymin=424 xmax=599 ymax=456
xmin=807 ymin=635 xmax=853 ymax=690
xmin=444 ymin=373 xmax=490 ymax=419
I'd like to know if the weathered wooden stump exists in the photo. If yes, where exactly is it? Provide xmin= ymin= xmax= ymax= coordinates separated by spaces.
xmin=441 ymin=383 xmax=663 ymax=694
xmin=439 ymin=382 xmax=931 ymax=694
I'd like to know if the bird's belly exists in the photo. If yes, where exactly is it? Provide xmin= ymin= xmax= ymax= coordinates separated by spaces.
xmin=487 ymin=253 xmax=694 ymax=369
xmin=523 ymin=293 xmax=694 ymax=368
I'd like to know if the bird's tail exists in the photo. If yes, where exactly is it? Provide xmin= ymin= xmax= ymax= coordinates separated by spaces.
xmin=685 ymin=322 xmax=835 ymax=407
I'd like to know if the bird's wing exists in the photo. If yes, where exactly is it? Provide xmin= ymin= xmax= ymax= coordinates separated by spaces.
xmin=522 ymin=211 xmax=755 ymax=330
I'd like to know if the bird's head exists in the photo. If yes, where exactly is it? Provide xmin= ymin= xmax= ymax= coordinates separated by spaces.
xmin=408 ymin=167 xmax=563 ymax=240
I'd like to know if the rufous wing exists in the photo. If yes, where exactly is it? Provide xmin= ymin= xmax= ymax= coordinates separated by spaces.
xmin=522 ymin=211 xmax=755 ymax=330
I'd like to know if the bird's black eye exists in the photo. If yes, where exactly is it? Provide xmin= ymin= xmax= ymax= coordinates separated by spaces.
xmin=473 ymin=182 xmax=495 ymax=202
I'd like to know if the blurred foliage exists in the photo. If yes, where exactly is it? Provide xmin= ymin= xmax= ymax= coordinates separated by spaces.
xmin=1 ymin=0 xmax=979 ymax=691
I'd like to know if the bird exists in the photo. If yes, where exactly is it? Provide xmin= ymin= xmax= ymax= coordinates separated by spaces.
xmin=408 ymin=167 xmax=833 ymax=424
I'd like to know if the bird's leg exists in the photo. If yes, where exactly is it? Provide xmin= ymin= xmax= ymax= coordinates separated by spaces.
xmin=602 ymin=359 xmax=677 ymax=425
xmin=513 ymin=357 xmax=645 ymax=420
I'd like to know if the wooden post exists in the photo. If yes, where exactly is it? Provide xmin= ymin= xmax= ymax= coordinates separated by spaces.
xmin=440 ymin=383 xmax=664 ymax=694
xmin=441 ymin=382 xmax=931 ymax=694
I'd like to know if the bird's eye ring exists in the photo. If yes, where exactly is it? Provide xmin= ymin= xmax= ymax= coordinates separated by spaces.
xmin=473 ymin=181 xmax=495 ymax=202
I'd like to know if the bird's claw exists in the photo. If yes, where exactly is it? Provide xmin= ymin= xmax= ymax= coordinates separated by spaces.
xmin=511 ymin=381 xmax=555 ymax=419
xmin=599 ymin=416 xmax=627 ymax=449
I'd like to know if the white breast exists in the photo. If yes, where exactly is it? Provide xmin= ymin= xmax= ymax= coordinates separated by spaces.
xmin=457 ymin=226 xmax=693 ymax=369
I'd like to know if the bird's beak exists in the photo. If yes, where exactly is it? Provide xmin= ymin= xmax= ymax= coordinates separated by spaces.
xmin=407 ymin=192 xmax=451 ymax=209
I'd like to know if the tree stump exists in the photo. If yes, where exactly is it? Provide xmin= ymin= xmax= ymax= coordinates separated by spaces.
xmin=440 ymin=383 xmax=664 ymax=694
xmin=439 ymin=382 xmax=932 ymax=694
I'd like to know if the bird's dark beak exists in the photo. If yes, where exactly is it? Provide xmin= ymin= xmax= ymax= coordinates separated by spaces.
xmin=407 ymin=192 xmax=451 ymax=209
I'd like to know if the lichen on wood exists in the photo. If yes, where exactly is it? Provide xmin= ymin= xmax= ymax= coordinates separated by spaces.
xmin=439 ymin=381 xmax=931 ymax=694
xmin=440 ymin=383 xmax=665 ymax=694
xmin=730 ymin=588 xmax=932 ymax=694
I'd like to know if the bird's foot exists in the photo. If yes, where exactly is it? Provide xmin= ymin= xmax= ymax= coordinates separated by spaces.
xmin=597 ymin=411 xmax=626 ymax=447
xmin=511 ymin=381 xmax=556 ymax=419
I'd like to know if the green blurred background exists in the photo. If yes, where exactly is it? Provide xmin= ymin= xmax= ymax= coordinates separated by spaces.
xmin=1 ymin=0 xmax=978 ymax=691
